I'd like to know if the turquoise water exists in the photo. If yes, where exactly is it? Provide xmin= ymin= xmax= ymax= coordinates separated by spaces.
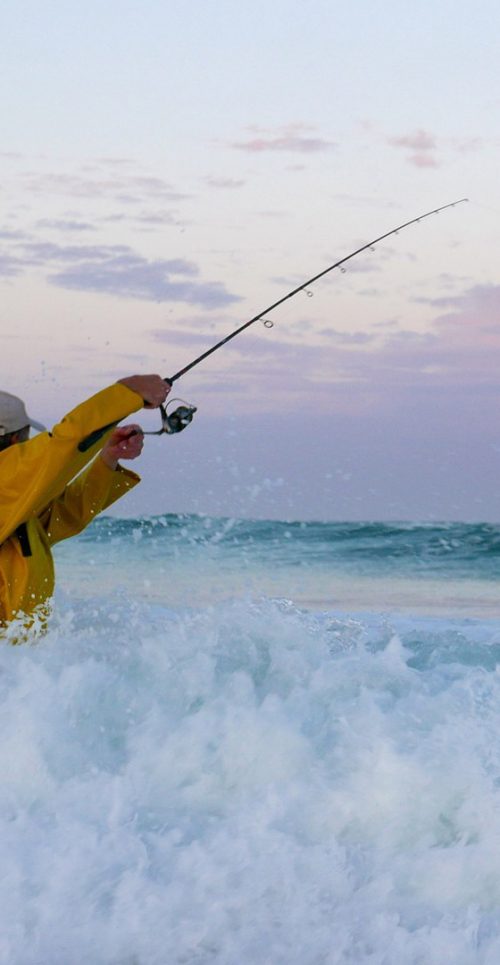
xmin=2 ymin=517 xmax=500 ymax=963
xmin=74 ymin=516 xmax=500 ymax=576
xmin=60 ymin=516 xmax=500 ymax=615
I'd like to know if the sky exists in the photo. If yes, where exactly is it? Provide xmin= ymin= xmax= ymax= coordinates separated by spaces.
xmin=2 ymin=0 xmax=500 ymax=521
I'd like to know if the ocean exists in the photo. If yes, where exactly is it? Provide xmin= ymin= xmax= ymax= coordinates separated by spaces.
xmin=2 ymin=516 xmax=500 ymax=964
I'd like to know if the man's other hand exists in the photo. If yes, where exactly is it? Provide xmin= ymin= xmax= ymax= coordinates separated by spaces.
xmin=101 ymin=425 xmax=144 ymax=470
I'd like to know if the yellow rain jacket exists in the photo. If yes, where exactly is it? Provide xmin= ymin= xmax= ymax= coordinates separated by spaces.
xmin=0 ymin=382 xmax=143 ymax=627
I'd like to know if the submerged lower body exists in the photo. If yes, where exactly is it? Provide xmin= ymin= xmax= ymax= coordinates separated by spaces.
xmin=0 ymin=602 xmax=52 ymax=644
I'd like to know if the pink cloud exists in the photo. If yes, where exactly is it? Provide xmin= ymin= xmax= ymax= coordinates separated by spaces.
xmin=388 ymin=129 xmax=436 ymax=151
xmin=233 ymin=135 xmax=334 ymax=153
xmin=408 ymin=153 xmax=440 ymax=168
xmin=387 ymin=128 xmax=439 ymax=168
xmin=232 ymin=124 xmax=335 ymax=154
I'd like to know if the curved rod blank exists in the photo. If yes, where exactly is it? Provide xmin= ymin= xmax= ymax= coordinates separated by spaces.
xmin=166 ymin=198 xmax=468 ymax=385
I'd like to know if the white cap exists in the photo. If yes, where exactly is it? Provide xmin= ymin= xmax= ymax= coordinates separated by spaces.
xmin=0 ymin=391 xmax=46 ymax=436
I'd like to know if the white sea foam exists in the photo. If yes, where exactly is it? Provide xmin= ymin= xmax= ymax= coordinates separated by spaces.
xmin=3 ymin=591 xmax=500 ymax=963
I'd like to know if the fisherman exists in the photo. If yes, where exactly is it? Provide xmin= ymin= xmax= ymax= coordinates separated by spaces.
xmin=0 ymin=374 xmax=170 ymax=630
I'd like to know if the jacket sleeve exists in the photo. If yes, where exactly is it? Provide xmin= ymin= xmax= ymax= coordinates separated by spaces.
xmin=40 ymin=456 xmax=140 ymax=546
xmin=0 ymin=382 xmax=143 ymax=544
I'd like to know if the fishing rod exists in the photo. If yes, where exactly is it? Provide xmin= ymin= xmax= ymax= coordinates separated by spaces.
xmin=78 ymin=198 xmax=467 ymax=451
xmin=166 ymin=198 xmax=468 ymax=388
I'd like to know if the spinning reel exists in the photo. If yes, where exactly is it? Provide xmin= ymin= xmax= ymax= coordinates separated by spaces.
xmin=142 ymin=398 xmax=197 ymax=436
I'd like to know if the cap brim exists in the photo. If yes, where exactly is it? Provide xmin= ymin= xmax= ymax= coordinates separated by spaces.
xmin=27 ymin=416 xmax=46 ymax=433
